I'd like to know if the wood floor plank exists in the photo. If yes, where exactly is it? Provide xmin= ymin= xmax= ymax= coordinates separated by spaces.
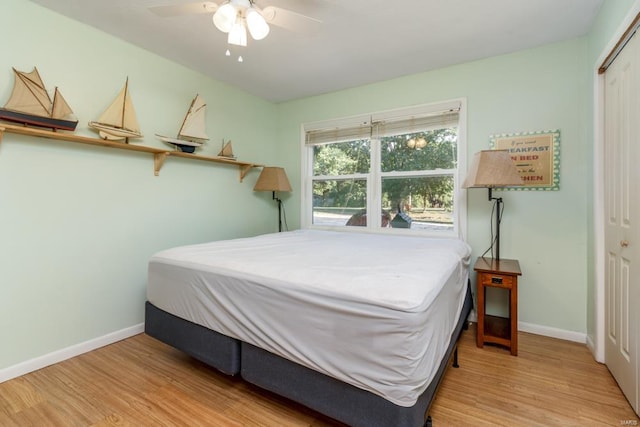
xmin=0 ymin=377 xmax=45 ymax=415
xmin=0 ymin=324 xmax=637 ymax=426
xmin=429 ymin=326 xmax=638 ymax=426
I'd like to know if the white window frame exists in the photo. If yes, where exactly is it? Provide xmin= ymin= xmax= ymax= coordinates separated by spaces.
xmin=300 ymin=98 xmax=467 ymax=240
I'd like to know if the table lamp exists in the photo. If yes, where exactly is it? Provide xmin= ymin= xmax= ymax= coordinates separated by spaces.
xmin=254 ymin=166 xmax=292 ymax=232
xmin=463 ymin=150 xmax=523 ymax=260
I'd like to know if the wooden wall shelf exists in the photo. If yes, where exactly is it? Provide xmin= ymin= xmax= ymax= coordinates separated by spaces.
xmin=0 ymin=123 xmax=262 ymax=181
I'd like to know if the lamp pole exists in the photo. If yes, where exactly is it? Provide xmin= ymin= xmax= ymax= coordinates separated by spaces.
xmin=488 ymin=188 xmax=502 ymax=261
xmin=273 ymin=191 xmax=283 ymax=232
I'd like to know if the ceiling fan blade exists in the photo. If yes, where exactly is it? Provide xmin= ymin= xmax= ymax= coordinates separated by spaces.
xmin=148 ymin=2 xmax=218 ymax=17
xmin=261 ymin=5 xmax=322 ymax=34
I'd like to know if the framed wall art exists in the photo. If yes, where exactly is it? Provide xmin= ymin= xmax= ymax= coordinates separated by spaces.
xmin=489 ymin=129 xmax=560 ymax=191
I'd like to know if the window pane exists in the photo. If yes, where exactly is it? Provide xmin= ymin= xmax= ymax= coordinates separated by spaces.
xmin=381 ymin=176 xmax=454 ymax=232
xmin=313 ymin=140 xmax=370 ymax=176
xmin=312 ymin=179 xmax=370 ymax=227
xmin=380 ymin=128 xmax=458 ymax=172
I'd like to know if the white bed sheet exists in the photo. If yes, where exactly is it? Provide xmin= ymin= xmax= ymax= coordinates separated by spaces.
xmin=147 ymin=229 xmax=471 ymax=407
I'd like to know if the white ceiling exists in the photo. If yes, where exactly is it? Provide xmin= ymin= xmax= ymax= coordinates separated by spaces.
xmin=27 ymin=0 xmax=604 ymax=103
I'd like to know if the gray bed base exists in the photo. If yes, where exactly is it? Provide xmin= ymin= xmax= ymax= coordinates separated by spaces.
xmin=144 ymin=281 xmax=472 ymax=427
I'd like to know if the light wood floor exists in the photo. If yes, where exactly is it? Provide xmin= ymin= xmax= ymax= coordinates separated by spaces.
xmin=0 ymin=324 xmax=638 ymax=426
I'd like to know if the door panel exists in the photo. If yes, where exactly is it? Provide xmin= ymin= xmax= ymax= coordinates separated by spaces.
xmin=604 ymin=29 xmax=639 ymax=415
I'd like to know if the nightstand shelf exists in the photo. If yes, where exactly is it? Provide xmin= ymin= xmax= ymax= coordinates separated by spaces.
xmin=474 ymin=257 xmax=522 ymax=356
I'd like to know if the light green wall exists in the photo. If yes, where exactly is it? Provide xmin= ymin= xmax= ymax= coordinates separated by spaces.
xmin=0 ymin=0 xmax=280 ymax=369
xmin=277 ymin=39 xmax=590 ymax=334
xmin=589 ymin=0 xmax=637 ymax=57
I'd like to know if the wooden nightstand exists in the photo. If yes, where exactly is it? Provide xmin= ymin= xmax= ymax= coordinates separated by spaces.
xmin=474 ymin=257 xmax=522 ymax=356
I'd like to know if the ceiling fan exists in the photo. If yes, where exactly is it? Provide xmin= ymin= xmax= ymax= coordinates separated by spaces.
xmin=149 ymin=1 xmax=322 ymax=48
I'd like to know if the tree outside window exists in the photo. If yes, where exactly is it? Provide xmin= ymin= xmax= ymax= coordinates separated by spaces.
xmin=304 ymin=101 xmax=464 ymax=236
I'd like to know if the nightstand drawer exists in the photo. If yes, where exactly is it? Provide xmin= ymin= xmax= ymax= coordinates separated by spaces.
xmin=480 ymin=274 xmax=515 ymax=287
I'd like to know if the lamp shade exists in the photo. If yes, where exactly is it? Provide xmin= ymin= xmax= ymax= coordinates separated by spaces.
xmin=246 ymin=7 xmax=270 ymax=40
xmin=462 ymin=150 xmax=523 ymax=188
xmin=254 ymin=167 xmax=292 ymax=192
xmin=213 ymin=3 xmax=237 ymax=33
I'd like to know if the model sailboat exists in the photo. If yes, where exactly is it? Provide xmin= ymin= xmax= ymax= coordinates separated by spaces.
xmin=0 ymin=67 xmax=78 ymax=131
xmin=89 ymin=78 xmax=142 ymax=142
xmin=217 ymin=139 xmax=236 ymax=160
xmin=156 ymin=94 xmax=208 ymax=153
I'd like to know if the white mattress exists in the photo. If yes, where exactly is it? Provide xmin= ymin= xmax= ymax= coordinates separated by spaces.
xmin=147 ymin=229 xmax=471 ymax=407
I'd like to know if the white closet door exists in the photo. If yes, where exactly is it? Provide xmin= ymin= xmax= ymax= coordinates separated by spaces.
xmin=604 ymin=29 xmax=639 ymax=415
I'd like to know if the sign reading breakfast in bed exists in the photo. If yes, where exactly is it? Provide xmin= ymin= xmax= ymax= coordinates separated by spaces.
xmin=490 ymin=129 xmax=560 ymax=191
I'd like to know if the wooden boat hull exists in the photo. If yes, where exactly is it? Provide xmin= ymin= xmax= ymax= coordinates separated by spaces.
xmin=0 ymin=108 xmax=78 ymax=131
xmin=89 ymin=121 xmax=143 ymax=140
xmin=157 ymin=134 xmax=203 ymax=153
xmin=174 ymin=143 xmax=196 ymax=153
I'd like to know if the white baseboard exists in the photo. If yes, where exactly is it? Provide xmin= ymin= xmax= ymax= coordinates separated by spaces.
xmin=586 ymin=334 xmax=605 ymax=363
xmin=517 ymin=321 xmax=586 ymax=343
xmin=467 ymin=313 xmax=587 ymax=344
xmin=0 ymin=323 xmax=144 ymax=383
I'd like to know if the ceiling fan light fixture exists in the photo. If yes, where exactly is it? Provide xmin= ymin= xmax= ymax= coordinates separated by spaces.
xmin=213 ymin=2 xmax=237 ymax=33
xmin=228 ymin=18 xmax=248 ymax=46
xmin=246 ymin=7 xmax=269 ymax=40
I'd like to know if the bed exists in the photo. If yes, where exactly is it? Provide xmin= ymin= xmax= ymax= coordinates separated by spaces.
xmin=145 ymin=229 xmax=472 ymax=426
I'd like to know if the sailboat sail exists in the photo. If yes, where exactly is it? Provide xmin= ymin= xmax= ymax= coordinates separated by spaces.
xmin=157 ymin=94 xmax=208 ymax=153
xmin=178 ymin=95 xmax=208 ymax=141
xmin=0 ymin=67 xmax=78 ymax=131
xmin=89 ymin=78 xmax=143 ymax=141
xmin=51 ymin=88 xmax=74 ymax=120
xmin=218 ymin=140 xmax=235 ymax=159
xmin=5 ymin=68 xmax=51 ymax=116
